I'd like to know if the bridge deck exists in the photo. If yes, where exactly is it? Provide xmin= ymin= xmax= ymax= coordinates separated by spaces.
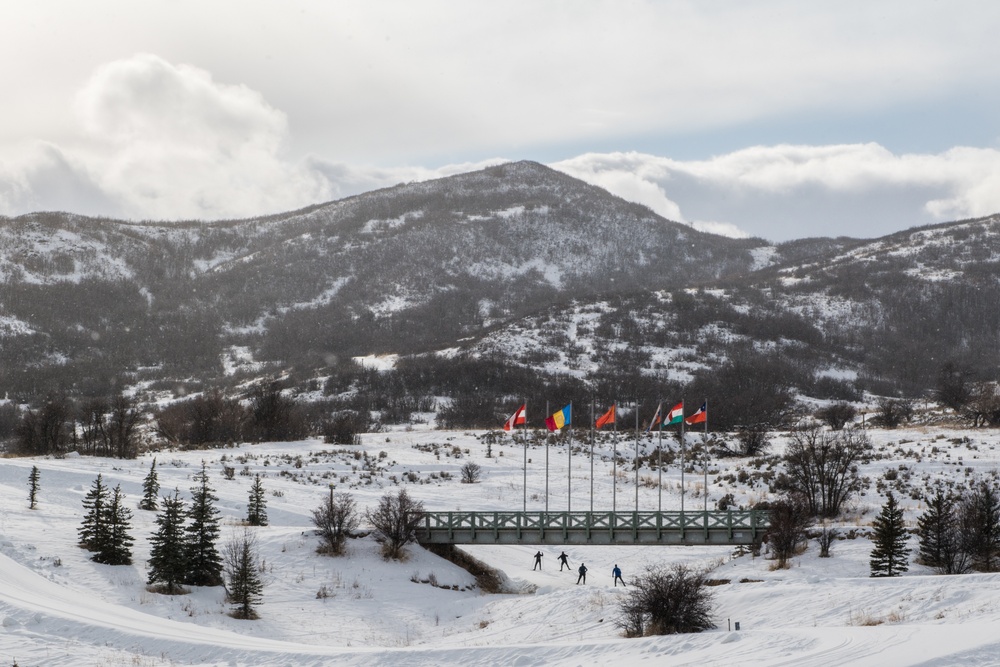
xmin=415 ymin=510 xmax=768 ymax=546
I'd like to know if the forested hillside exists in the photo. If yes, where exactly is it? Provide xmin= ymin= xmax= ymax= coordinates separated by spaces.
xmin=2 ymin=162 xmax=999 ymax=447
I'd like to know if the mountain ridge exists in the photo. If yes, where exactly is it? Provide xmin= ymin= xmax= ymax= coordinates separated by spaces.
xmin=0 ymin=161 xmax=997 ymax=422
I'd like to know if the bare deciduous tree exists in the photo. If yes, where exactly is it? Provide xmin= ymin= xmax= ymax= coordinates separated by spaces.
xmin=460 ymin=461 xmax=482 ymax=484
xmin=365 ymin=489 xmax=424 ymax=560
xmin=312 ymin=488 xmax=359 ymax=555
xmin=774 ymin=424 xmax=868 ymax=518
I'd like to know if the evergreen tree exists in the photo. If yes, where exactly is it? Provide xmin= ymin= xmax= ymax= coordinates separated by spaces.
xmin=139 ymin=459 xmax=160 ymax=511
xmin=223 ymin=528 xmax=264 ymax=619
xmin=147 ymin=490 xmax=188 ymax=594
xmin=960 ymin=481 xmax=1000 ymax=572
xmin=27 ymin=465 xmax=40 ymax=510
xmin=916 ymin=489 xmax=966 ymax=574
xmin=93 ymin=485 xmax=134 ymax=565
xmin=78 ymin=474 xmax=109 ymax=552
xmin=246 ymin=474 xmax=268 ymax=526
xmin=870 ymin=492 xmax=910 ymax=577
xmin=184 ymin=463 xmax=223 ymax=586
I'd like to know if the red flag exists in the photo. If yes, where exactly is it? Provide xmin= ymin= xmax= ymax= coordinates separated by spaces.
xmin=595 ymin=404 xmax=616 ymax=429
xmin=503 ymin=404 xmax=527 ymax=431
xmin=685 ymin=402 xmax=707 ymax=425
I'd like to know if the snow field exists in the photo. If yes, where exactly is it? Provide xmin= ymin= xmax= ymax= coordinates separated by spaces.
xmin=2 ymin=425 xmax=1000 ymax=665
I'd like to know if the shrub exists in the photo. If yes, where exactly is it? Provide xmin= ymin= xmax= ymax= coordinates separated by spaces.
xmin=616 ymin=563 xmax=715 ymax=638
xmin=460 ymin=461 xmax=482 ymax=484
xmin=816 ymin=402 xmax=857 ymax=431
xmin=764 ymin=495 xmax=812 ymax=568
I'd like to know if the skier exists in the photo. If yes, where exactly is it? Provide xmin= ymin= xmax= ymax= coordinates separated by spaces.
xmin=558 ymin=551 xmax=570 ymax=571
xmin=613 ymin=564 xmax=626 ymax=587
xmin=533 ymin=550 xmax=543 ymax=570
xmin=576 ymin=562 xmax=588 ymax=584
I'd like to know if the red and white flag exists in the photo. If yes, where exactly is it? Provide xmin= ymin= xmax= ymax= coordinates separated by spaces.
xmin=503 ymin=404 xmax=527 ymax=431
xmin=685 ymin=402 xmax=707 ymax=425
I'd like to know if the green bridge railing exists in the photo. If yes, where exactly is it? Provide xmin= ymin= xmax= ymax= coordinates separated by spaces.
xmin=414 ymin=510 xmax=769 ymax=546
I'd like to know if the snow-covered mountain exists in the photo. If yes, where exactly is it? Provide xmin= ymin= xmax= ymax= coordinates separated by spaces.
xmin=1 ymin=161 xmax=998 ymax=410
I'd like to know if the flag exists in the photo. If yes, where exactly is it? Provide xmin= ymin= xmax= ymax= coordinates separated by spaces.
xmin=503 ymin=404 xmax=527 ymax=431
xmin=685 ymin=402 xmax=707 ymax=425
xmin=545 ymin=404 xmax=572 ymax=431
xmin=596 ymin=404 xmax=616 ymax=429
xmin=666 ymin=402 xmax=684 ymax=426
xmin=645 ymin=403 xmax=661 ymax=432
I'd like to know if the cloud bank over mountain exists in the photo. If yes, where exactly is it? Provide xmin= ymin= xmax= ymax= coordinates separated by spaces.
xmin=552 ymin=146 xmax=1000 ymax=240
xmin=1 ymin=50 xmax=999 ymax=240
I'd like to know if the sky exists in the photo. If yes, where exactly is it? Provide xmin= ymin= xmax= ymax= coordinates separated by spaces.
xmin=2 ymin=1 xmax=1000 ymax=241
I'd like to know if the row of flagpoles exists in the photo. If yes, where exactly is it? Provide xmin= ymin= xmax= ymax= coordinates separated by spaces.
xmin=501 ymin=400 xmax=710 ymax=515
xmin=502 ymin=401 xmax=707 ymax=432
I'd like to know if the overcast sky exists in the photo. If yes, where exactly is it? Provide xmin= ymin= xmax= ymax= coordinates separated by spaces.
xmin=2 ymin=1 xmax=999 ymax=241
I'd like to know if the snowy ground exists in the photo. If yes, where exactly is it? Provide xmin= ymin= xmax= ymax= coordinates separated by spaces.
xmin=3 ymin=425 xmax=1000 ymax=666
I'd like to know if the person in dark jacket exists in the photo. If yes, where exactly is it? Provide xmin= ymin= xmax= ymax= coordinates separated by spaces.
xmin=558 ymin=551 xmax=570 ymax=571
xmin=576 ymin=562 xmax=588 ymax=584
xmin=613 ymin=564 xmax=626 ymax=586
xmin=533 ymin=551 xmax=543 ymax=570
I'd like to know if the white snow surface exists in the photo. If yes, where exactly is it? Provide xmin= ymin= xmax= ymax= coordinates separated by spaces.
xmin=3 ymin=425 xmax=1000 ymax=665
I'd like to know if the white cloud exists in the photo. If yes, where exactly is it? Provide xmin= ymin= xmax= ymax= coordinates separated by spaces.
xmin=64 ymin=54 xmax=332 ymax=220
xmin=552 ymin=146 xmax=1000 ymax=240
xmin=0 ymin=54 xmax=511 ymax=221
xmin=0 ymin=54 xmax=341 ymax=221
xmin=1 ymin=49 xmax=999 ymax=242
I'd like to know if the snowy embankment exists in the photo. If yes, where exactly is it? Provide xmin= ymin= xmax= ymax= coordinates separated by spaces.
xmin=3 ymin=426 xmax=1000 ymax=665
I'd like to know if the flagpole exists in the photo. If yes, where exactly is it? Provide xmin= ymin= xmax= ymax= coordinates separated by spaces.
xmin=680 ymin=401 xmax=685 ymax=515
xmin=522 ymin=400 xmax=527 ymax=513
xmin=657 ymin=400 xmax=663 ymax=513
xmin=703 ymin=398 xmax=709 ymax=514
xmin=567 ymin=401 xmax=572 ymax=514
xmin=545 ymin=401 xmax=549 ymax=514
xmin=590 ymin=399 xmax=595 ymax=514
xmin=612 ymin=401 xmax=617 ymax=514
xmin=634 ymin=399 xmax=639 ymax=514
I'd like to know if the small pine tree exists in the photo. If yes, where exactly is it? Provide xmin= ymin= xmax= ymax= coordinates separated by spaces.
xmin=917 ymin=490 xmax=966 ymax=574
xmin=960 ymin=481 xmax=1000 ymax=572
xmin=224 ymin=528 xmax=264 ymax=619
xmin=139 ymin=459 xmax=160 ymax=511
xmin=78 ymin=474 xmax=109 ymax=552
xmin=246 ymin=474 xmax=268 ymax=526
xmin=93 ymin=485 xmax=134 ymax=565
xmin=148 ymin=490 xmax=188 ymax=594
xmin=27 ymin=465 xmax=40 ymax=510
xmin=184 ymin=463 xmax=223 ymax=587
xmin=870 ymin=492 xmax=910 ymax=577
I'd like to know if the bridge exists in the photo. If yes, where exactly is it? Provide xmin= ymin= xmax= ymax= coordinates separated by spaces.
xmin=414 ymin=510 xmax=769 ymax=546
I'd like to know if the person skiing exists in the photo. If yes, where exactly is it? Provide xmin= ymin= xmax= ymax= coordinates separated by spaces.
xmin=533 ymin=551 xmax=543 ymax=570
xmin=613 ymin=564 xmax=626 ymax=587
xmin=558 ymin=551 xmax=570 ymax=571
xmin=576 ymin=562 xmax=588 ymax=584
